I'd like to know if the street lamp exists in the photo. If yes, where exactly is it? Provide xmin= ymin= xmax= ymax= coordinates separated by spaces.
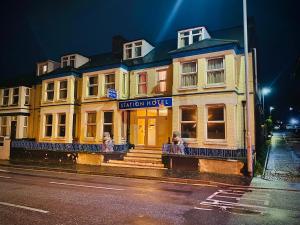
xmin=262 ymin=87 xmax=271 ymax=113
xmin=269 ymin=106 xmax=275 ymax=116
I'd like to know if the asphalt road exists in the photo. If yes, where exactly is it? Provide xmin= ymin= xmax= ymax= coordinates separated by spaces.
xmin=0 ymin=166 xmax=300 ymax=225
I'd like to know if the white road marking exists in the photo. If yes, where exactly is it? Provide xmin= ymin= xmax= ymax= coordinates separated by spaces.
xmin=0 ymin=201 xmax=49 ymax=214
xmin=49 ymin=181 xmax=125 ymax=191
xmin=0 ymin=175 xmax=11 ymax=179
xmin=194 ymin=206 xmax=213 ymax=211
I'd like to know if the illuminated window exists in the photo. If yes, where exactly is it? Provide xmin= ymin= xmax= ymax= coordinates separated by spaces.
xmin=157 ymin=70 xmax=167 ymax=93
xmin=181 ymin=61 xmax=197 ymax=87
xmin=86 ymin=112 xmax=96 ymax=138
xmin=105 ymin=74 xmax=115 ymax=93
xmin=2 ymin=89 xmax=9 ymax=106
xmin=23 ymin=116 xmax=28 ymax=138
xmin=88 ymin=76 xmax=98 ymax=96
xmin=181 ymin=107 xmax=197 ymax=138
xmin=45 ymin=114 xmax=53 ymax=137
xmin=138 ymin=72 xmax=147 ymax=95
xmin=207 ymin=106 xmax=225 ymax=139
xmin=103 ymin=111 xmax=113 ymax=137
xmin=25 ymin=88 xmax=30 ymax=105
xmin=59 ymin=80 xmax=68 ymax=99
xmin=46 ymin=82 xmax=54 ymax=101
xmin=12 ymin=88 xmax=19 ymax=105
xmin=207 ymin=58 xmax=225 ymax=85
xmin=57 ymin=114 xmax=66 ymax=137
xmin=0 ymin=117 xmax=8 ymax=136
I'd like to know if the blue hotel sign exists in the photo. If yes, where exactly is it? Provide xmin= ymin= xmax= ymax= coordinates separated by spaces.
xmin=119 ymin=97 xmax=172 ymax=110
xmin=107 ymin=88 xmax=118 ymax=99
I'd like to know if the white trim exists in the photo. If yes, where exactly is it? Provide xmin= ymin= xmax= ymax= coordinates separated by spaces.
xmin=205 ymin=104 xmax=226 ymax=141
xmin=205 ymin=56 xmax=226 ymax=86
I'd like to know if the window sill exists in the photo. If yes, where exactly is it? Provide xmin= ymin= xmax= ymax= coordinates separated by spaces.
xmin=182 ymin=138 xmax=197 ymax=144
xmin=84 ymin=96 xmax=99 ymax=100
xmin=57 ymin=99 xmax=67 ymax=102
xmin=178 ymin=86 xmax=198 ymax=91
xmin=203 ymin=140 xmax=228 ymax=146
xmin=203 ymin=84 xmax=226 ymax=89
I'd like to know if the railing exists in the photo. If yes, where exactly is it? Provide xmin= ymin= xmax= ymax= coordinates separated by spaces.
xmin=162 ymin=144 xmax=247 ymax=160
xmin=11 ymin=140 xmax=129 ymax=153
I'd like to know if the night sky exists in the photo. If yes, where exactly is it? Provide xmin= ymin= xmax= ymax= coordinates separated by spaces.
xmin=0 ymin=0 xmax=299 ymax=121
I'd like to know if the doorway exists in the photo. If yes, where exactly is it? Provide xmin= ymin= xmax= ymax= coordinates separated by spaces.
xmin=10 ymin=121 xmax=17 ymax=140
xmin=136 ymin=109 xmax=157 ymax=146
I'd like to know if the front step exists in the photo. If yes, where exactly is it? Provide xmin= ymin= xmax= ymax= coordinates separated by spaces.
xmin=130 ymin=149 xmax=162 ymax=154
xmin=102 ymin=162 xmax=166 ymax=170
xmin=124 ymin=156 xmax=162 ymax=163
xmin=126 ymin=152 xmax=162 ymax=158
xmin=108 ymin=160 xmax=164 ymax=168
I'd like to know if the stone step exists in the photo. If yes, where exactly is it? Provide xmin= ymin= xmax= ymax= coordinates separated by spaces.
xmin=130 ymin=149 xmax=162 ymax=154
xmin=126 ymin=152 xmax=162 ymax=158
xmin=108 ymin=160 xmax=165 ymax=168
xmin=101 ymin=162 xmax=166 ymax=170
xmin=123 ymin=156 xmax=162 ymax=163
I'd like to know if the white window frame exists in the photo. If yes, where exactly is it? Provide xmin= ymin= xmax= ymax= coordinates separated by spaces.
xmin=59 ymin=80 xmax=68 ymax=100
xmin=46 ymin=82 xmax=54 ymax=101
xmin=125 ymin=43 xmax=133 ymax=59
xmin=180 ymin=106 xmax=197 ymax=139
xmin=137 ymin=72 xmax=147 ymax=95
xmin=87 ymin=75 xmax=98 ymax=97
xmin=25 ymin=88 xmax=30 ymax=105
xmin=206 ymin=57 xmax=225 ymax=86
xmin=12 ymin=88 xmax=19 ymax=105
xmin=206 ymin=105 xmax=226 ymax=141
xmin=180 ymin=61 xmax=198 ymax=88
xmin=44 ymin=114 xmax=53 ymax=137
xmin=122 ymin=73 xmax=127 ymax=95
xmin=178 ymin=27 xmax=203 ymax=48
xmin=86 ymin=112 xmax=97 ymax=138
xmin=134 ymin=41 xmax=142 ymax=57
xmin=23 ymin=116 xmax=28 ymax=138
xmin=2 ymin=89 xmax=9 ymax=106
xmin=57 ymin=113 xmax=66 ymax=138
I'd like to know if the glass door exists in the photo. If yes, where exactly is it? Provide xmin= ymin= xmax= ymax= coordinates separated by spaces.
xmin=147 ymin=118 xmax=156 ymax=146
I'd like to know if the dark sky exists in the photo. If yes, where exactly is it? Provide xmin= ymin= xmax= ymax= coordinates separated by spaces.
xmin=0 ymin=0 xmax=299 ymax=120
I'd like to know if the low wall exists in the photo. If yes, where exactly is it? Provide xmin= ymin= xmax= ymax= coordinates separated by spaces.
xmin=76 ymin=153 xmax=104 ymax=166
xmin=0 ymin=138 xmax=11 ymax=160
xmin=199 ymin=159 xmax=245 ymax=176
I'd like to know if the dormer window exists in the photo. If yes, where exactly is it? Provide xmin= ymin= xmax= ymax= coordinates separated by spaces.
xmin=123 ymin=40 xmax=154 ymax=60
xmin=70 ymin=55 xmax=76 ymax=67
xmin=178 ymin=27 xmax=210 ymax=48
xmin=62 ymin=57 xmax=69 ymax=68
xmin=38 ymin=63 xmax=48 ymax=75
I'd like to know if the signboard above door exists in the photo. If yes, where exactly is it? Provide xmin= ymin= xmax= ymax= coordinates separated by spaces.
xmin=119 ymin=97 xmax=172 ymax=110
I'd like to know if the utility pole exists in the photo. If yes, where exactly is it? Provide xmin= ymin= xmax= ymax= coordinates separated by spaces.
xmin=243 ymin=0 xmax=253 ymax=176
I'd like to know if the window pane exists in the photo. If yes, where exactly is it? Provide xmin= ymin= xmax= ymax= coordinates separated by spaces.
xmin=60 ymin=81 xmax=67 ymax=89
xmin=46 ymin=115 xmax=53 ymax=124
xmin=182 ymin=108 xmax=196 ymax=121
xmin=47 ymin=83 xmax=54 ymax=90
xmin=89 ymin=76 xmax=98 ymax=85
xmin=45 ymin=126 xmax=52 ymax=137
xmin=138 ymin=73 xmax=147 ymax=82
xmin=59 ymin=114 xmax=66 ymax=124
xmin=126 ymin=49 xmax=132 ymax=59
xmin=59 ymin=126 xmax=65 ymax=137
xmin=135 ymin=46 xmax=142 ymax=57
xmin=87 ymin=113 xmax=96 ymax=123
xmin=193 ymin=34 xmax=201 ymax=43
xmin=147 ymin=109 xmax=157 ymax=116
xmin=103 ymin=124 xmax=113 ymax=135
xmin=13 ymin=88 xmax=19 ymax=95
xmin=104 ymin=112 xmax=113 ymax=123
xmin=208 ymin=107 xmax=224 ymax=121
xmin=182 ymin=62 xmax=196 ymax=73
xmin=4 ymin=89 xmax=9 ymax=96
xmin=207 ymin=123 xmax=225 ymax=139
xmin=208 ymin=58 xmax=224 ymax=70
xmin=87 ymin=125 xmax=96 ymax=137
xmin=181 ymin=123 xmax=196 ymax=138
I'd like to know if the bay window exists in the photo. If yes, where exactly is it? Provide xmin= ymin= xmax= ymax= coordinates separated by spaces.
xmin=181 ymin=61 xmax=197 ymax=87
xmin=46 ymin=82 xmax=54 ymax=101
xmin=88 ymin=76 xmax=98 ymax=96
xmin=45 ymin=114 xmax=53 ymax=137
xmin=138 ymin=72 xmax=147 ymax=95
xmin=207 ymin=106 xmax=225 ymax=139
xmin=86 ymin=112 xmax=96 ymax=138
xmin=181 ymin=107 xmax=197 ymax=138
xmin=207 ymin=57 xmax=225 ymax=85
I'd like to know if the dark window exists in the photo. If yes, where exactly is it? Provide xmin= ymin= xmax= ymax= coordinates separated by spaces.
xmin=45 ymin=114 xmax=53 ymax=137
xmin=181 ymin=107 xmax=197 ymax=138
xmin=103 ymin=111 xmax=113 ymax=137
xmin=207 ymin=106 xmax=225 ymax=139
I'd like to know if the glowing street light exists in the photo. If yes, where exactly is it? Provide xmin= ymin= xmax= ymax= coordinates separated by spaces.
xmin=269 ymin=106 xmax=275 ymax=115
xmin=262 ymin=87 xmax=271 ymax=113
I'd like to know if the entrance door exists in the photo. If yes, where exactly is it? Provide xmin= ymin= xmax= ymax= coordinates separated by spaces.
xmin=10 ymin=121 xmax=17 ymax=140
xmin=137 ymin=117 xmax=156 ymax=146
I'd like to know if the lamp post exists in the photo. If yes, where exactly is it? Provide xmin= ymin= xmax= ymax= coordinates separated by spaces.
xmin=269 ymin=106 xmax=275 ymax=116
xmin=243 ymin=0 xmax=253 ymax=176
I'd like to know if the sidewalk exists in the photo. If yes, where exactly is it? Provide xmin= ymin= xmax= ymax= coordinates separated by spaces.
xmin=251 ymin=131 xmax=300 ymax=190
